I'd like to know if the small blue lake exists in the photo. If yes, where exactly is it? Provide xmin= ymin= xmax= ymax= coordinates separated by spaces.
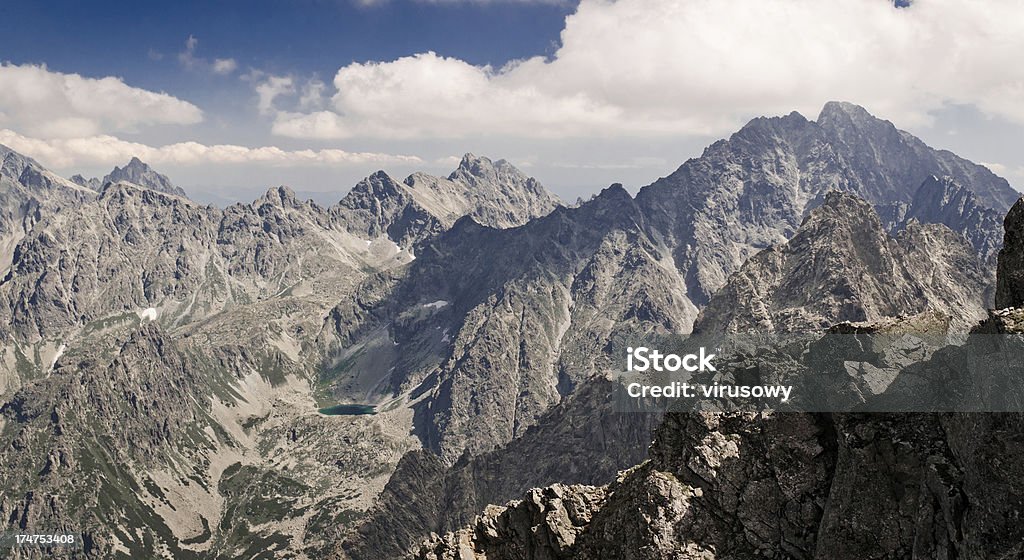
xmin=318 ymin=404 xmax=376 ymax=416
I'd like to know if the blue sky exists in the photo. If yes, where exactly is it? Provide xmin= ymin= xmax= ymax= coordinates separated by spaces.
xmin=2 ymin=0 xmax=571 ymax=94
xmin=1 ymin=0 xmax=1023 ymax=204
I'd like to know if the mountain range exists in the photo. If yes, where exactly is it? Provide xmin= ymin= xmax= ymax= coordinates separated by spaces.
xmin=0 ymin=101 xmax=1021 ymax=559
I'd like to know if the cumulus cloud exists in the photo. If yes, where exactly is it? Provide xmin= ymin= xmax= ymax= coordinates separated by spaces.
xmin=0 ymin=63 xmax=202 ymax=138
xmin=179 ymin=35 xmax=238 ymax=75
xmin=272 ymin=0 xmax=1024 ymax=140
xmin=0 ymin=129 xmax=422 ymax=169
xmin=255 ymin=75 xmax=296 ymax=115
xmin=357 ymin=0 xmax=568 ymax=5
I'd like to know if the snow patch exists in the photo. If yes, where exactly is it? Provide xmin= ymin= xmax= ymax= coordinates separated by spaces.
xmin=137 ymin=307 xmax=158 ymax=322
xmin=423 ymin=300 xmax=449 ymax=310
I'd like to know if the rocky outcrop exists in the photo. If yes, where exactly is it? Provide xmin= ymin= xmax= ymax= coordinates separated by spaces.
xmin=415 ymin=484 xmax=606 ymax=560
xmin=693 ymin=191 xmax=991 ymax=334
xmin=996 ymin=197 xmax=1024 ymax=308
xmin=902 ymin=175 xmax=1005 ymax=263
xmin=417 ymin=331 xmax=1024 ymax=559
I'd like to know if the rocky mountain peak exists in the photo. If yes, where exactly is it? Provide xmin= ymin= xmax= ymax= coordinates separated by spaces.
xmin=592 ymin=182 xmax=633 ymax=205
xmin=446 ymin=153 xmax=544 ymax=196
xmin=812 ymin=190 xmax=878 ymax=223
xmin=736 ymin=110 xmax=811 ymax=138
xmin=813 ymin=101 xmax=1019 ymax=211
xmin=450 ymin=153 xmax=503 ymax=181
xmin=98 ymin=158 xmax=188 ymax=198
xmin=817 ymin=100 xmax=878 ymax=128
xmin=335 ymin=156 xmax=558 ymax=247
xmin=0 ymin=143 xmax=42 ymax=181
xmin=258 ymin=184 xmax=299 ymax=204
xmin=356 ymin=170 xmax=405 ymax=197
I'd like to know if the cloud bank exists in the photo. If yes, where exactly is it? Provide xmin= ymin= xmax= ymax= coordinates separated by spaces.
xmin=0 ymin=129 xmax=422 ymax=169
xmin=271 ymin=0 xmax=1024 ymax=140
xmin=0 ymin=63 xmax=203 ymax=138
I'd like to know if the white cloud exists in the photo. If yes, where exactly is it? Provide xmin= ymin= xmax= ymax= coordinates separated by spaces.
xmin=298 ymin=78 xmax=327 ymax=110
xmin=272 ymin=0 xmax=1024 ymax=141
xmin=357 ymin=0 xmax=568 ymax=5
xmin=178 ymin=35 xmax=201 ymax=69
xmin=179 ymin=35 xmax=238 ymax=76
xmin=0 ymin=129 xmax=422 ymax=169
xmin=212 ymin=58 xmax=239 ymax=75
xmin=0 ymin=63 xmax=202 ymax=138
xmin=255 ymin=75 xmax=296 ymax=115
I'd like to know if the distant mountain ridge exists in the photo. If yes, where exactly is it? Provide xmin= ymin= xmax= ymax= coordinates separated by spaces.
xmin=71 ymin=156 xmax=189 ymax=198
xmin=335 ymin=153 xmax=561 ymax=248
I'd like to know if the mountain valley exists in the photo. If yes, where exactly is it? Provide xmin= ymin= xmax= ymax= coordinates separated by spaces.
xmin=0 ymin=102 xmax=1021 ymax=559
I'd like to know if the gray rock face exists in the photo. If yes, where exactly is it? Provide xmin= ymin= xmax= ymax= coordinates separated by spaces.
xmin=102 ymin=157 xmax=189 ymax=198
xmin=442 ymin=154 xmax=558 ymax=229
xmin=335 ymin=154 xmax=561 ymax=247
xmin=996 ymin=197 xmax=1024 ymax=308
xmin=0 ymin=144 xmax=94 ymax=294
xmin=335 ymin=171 xmax=447 ymax=247
xmin=0 ymin=325 xmax=212 ymax=556
xmin=329 ymin=184 xmax=697 ymax=463
xmin=902 ymin=175 xmax=1006 ymax=264
xmin=693 ymin=191 xmax=990 ymax=334
xmin=635 ymin=102 xmax=1016 ymax=306
xmin=415 ymin=484 xmax=606 ymax=560
xmin=816 ymin=102 xmax=1019 ymax=211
